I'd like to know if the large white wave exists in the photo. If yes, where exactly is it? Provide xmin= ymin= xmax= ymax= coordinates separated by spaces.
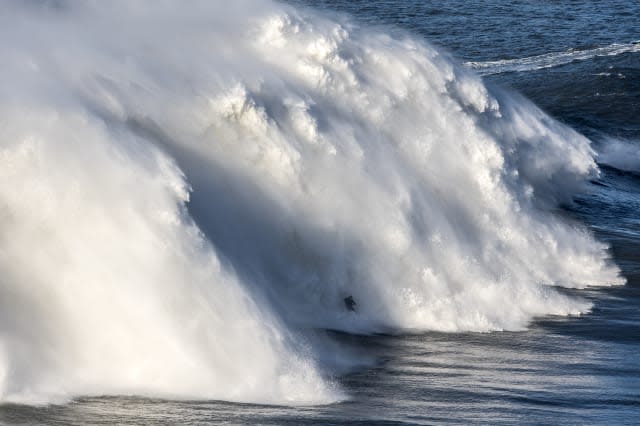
xmin=0 ymin=0 xmax=624 ymax=405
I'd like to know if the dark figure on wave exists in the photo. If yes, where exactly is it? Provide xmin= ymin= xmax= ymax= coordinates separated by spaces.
xmin=344 ymin=295 xmax=357 ymax=312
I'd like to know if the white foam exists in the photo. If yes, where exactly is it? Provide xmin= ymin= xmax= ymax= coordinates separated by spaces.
xmin=467 ymin=42 xmax=640 ymax=75
xmin=0 ymin=107 xmax=339 ymax=406
xmin=0 ymin=0 xmax=624 ymax=405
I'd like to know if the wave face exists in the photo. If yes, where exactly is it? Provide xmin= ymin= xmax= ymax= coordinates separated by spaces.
xmin=597 ymin=138 xmax=640 ymax=174
xmin=0 ymin=0 xmax=624 ymax=405
xmin=466 ymin=42 xmax=640 ymax=75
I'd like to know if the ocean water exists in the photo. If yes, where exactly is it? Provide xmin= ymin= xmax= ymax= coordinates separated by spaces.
xmin=1 ymin=0 xmax=639 ymax=424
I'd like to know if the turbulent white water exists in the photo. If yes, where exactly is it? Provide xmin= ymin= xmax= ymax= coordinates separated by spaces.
xmin=0 ymin=0 xmax=625 ymax=406
xmin=466 ymin=42 xmax=640 ymax=75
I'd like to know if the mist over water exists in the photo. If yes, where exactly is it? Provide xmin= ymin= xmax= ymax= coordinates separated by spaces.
xmin=0 ymin=0 xmax=625 ymax=406
xmin=597 ymin=138 xmax=640 ymax=174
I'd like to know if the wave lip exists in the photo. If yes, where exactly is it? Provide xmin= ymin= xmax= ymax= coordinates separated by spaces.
xmin=466 ymin=41 xmax=640 ymax=75
xmin=597 ymin=138 xmax=640 ymax=174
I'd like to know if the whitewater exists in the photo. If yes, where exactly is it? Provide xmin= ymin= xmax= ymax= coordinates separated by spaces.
xmin=466 ymin=41 xmax=640 ymax=75
xmin=0 ymin=0 xmax=625 ymax=406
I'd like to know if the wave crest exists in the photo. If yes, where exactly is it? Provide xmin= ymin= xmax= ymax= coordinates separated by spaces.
xmin=466 ymin=42 xmax=640 ymax=75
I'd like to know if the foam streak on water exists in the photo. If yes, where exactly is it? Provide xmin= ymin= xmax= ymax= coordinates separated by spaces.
xmin=466 ymin=42 xmax=640 ymax=75
xmin=0 ymin=0 xmax=625 ymax=405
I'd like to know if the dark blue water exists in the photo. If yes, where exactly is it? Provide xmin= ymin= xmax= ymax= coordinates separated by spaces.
xmin=2 ymin=1 xmax=639 ymax=424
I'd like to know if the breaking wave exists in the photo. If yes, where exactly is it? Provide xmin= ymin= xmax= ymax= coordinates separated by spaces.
xmin=597 ymin=137 xmax=640 ymax=174
xmin=0 ymin=0 xmax=624 ymax=406
xmin=467 ymin=41 xmax=640 ymax=75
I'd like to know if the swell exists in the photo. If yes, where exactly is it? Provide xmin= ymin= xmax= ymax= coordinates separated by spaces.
xmin=466 ymin=41 xmax=640 ymax=75
xmin=0 ymin=0 xmax=625 ymax=405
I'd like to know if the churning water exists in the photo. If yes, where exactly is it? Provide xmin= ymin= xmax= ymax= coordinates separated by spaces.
xmin=1 ymin=0 xmax=639 ymax=424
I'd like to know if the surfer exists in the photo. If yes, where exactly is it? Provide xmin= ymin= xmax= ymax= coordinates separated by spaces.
xmin=344 ymin=295 xmax=357 ymax=312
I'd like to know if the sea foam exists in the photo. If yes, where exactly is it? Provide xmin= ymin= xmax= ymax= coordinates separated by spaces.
xmin=466 ymin=41 xmax=640 ymax=75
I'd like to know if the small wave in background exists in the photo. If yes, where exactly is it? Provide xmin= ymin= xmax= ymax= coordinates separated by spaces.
xmin=466 ymin=42 xmax=640 ymax=75
xmin=597 ymin=138 xmax=640 ymax=174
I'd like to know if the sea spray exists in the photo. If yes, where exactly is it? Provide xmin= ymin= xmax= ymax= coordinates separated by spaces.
xmin=0 ymin=0 xmax=624 ymax=405
xmin=596 ymin=137 xmax=640 ymax=174
xmin=0 ymin=106 xmax=337 ymax=405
